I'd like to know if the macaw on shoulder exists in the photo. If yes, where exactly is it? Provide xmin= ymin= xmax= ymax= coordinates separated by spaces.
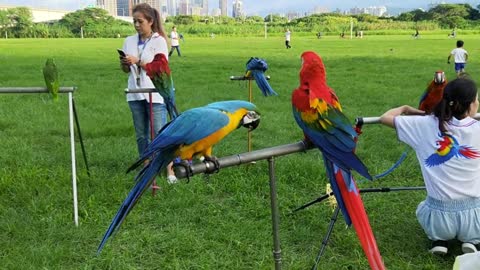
xmin=43 ymin=58 xmax=59 ymax=102
xmin=419 ymin=71 xmax=447 ymax=114
xmin=291 ymin=51 xmax=385 ymax=270
xmin=97 ymin=100 xmax=260 ymax=254
xmin=144 ymin=53 xmax=179 ymax=119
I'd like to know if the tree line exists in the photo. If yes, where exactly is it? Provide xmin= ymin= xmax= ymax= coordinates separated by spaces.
xmin=1 ymin=4 xmax=480 ymax=38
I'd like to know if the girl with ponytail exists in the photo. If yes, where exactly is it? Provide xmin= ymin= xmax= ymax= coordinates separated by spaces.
xmin=380 ymin=77 xmax=480 ymax=255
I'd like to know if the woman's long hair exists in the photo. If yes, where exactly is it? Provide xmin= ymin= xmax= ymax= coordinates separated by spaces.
xmin=132 ymin=3 xmax=168 ymax=41
xmin=433 ymin=77 xmax=477 ymax=133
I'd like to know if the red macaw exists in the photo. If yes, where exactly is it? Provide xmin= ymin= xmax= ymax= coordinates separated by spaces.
xmin=418 ymin=71 xmax=447 ymax=114
xmin=291 ymin=51 xmax=384 ymax=270
xmin=144 ymin=53 xmax=178 ymax=119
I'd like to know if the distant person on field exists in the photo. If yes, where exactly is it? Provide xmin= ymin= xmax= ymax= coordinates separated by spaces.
xmin=448 ymin=40 xmax=468 ymax=77
xmin=413 ymin=29 xmax=420 ymax=39
xmin=448 ymin=29 xmax=456 ymax=38
xmin=168 ymin=26 xmax=181 ymax=57
xmin=285 ymin=28 xmax=291 ymax=49
xmin=380 ymin=77 xmax=480 ymax=256
xmin=119 ymin=3 xmax=177 ymax=183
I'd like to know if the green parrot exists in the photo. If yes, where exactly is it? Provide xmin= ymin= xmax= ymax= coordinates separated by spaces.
xmin=43 ymin=58 xmax=59 ymax=102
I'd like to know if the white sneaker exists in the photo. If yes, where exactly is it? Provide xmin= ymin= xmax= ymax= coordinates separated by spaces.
xmin=167 ymin=175 xmax=178 ymax=184
xmin=462 ymin=242 xmax=477 ymax=254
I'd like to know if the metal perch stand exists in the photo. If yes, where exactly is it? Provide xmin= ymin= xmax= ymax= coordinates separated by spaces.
xmin=230 ymin=75 xmax=271 ymax=152
xmin=0 ymin=87 xmax=84 ymax=226
xmin=175 ymin=140 xmax=314 ymax=270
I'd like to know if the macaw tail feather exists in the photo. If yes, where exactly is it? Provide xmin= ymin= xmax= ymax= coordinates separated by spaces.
xmin=251 ymin=70 xmax=278 ymax=96
xmin=324 ymin=158 xmax=351 ymax=225
xmin=166 ymin=98 xmax=179 ymax=120
xmin=333 ymin=163 xmax=385 ymax=270
xmin=98 ymin=153 xmax=171 ymax=254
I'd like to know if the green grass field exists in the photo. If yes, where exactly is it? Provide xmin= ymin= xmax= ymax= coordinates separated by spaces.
xmin=1 ymin=34 xmax=479 ymax=269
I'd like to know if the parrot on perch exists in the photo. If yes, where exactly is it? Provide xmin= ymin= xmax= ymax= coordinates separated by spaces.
xmin=97 ymin=100 xmax=260 ymax=254
xmin=418 ymin=71 xmax=447 ymax=114
xmin=245 ymin=57 xmax=278 ymax=96
xmin=291 ymin=51 xmax=385 ymax=270
xmin=144 ymin=53 xmax=179 ymax=120
xmin=43 ymin=58 xmax=59 ymax=102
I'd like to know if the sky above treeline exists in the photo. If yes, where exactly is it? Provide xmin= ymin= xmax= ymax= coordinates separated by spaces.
xmin=0 ymin=0 xmax=478 ymax=16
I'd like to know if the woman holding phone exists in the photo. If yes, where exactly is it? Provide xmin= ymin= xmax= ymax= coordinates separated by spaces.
xmin=119 ymin=3 xmax=177 ymax=183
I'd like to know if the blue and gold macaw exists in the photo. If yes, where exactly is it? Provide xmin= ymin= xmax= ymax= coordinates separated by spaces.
xmin=245 ymin=57 xmax=278 ymax=96
xmin=292 ymin=51 xmax=385 ymax=270
xmin=97 ymin=100 xmax=260 ymax=253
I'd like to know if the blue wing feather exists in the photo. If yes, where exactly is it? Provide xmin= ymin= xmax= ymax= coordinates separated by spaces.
xmin=292 ymin=107 xmax=371 ymax=180
xmin=246 ymin=57 xmax=278 ymax=96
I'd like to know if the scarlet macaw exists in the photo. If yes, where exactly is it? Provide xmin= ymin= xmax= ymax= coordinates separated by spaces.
xmin=291 ymin=51 xmax=384 ymax=270
xmin=144 ymin=53 xmax=178 ymax=119
xmin=245 ymin=57 xmax=278 ymax=96
xmin=418 ymin=71 xmax=447 ymax=114
xmin=426 ymin=133 xmax=480 ymax=167
xmin=97 ymin=100 xmax=260 ymax=253
xmin=43 ymin=58 xmax=59 ymax=102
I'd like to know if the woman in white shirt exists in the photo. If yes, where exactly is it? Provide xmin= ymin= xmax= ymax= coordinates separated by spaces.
xmin=168 ymin=26 xmax=181 ymax=57
xmin=380 ymin=77 xmax=480 ymax=255
xmin=120 ymin=3 xmax=177 ymax=183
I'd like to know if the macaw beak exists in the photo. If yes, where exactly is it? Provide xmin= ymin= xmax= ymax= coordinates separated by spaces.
xmin=240 ymin=111 xmax=260 ymax=131
xmin=434 ymin=71 xmax=445 ymax=84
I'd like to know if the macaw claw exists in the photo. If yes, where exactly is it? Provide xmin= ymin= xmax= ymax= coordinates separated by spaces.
xmin=203 ymin=155 xmax=220 ymax=174
xmin=174 ymin=159 xmax=194 ymax=182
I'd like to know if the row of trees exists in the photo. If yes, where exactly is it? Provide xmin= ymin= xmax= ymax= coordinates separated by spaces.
xmin=1 ymin=4 xmax=480 ymax=38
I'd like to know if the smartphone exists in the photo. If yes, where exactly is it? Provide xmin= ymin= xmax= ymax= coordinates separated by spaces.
xmin=117 ymin=49 xmax=126 ymax=58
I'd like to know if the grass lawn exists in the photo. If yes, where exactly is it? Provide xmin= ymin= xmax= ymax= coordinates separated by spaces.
xmin=1 ymin=34 xmax=479 ymax=269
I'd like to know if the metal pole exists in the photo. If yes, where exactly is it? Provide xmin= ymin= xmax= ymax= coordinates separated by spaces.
xmin=312 ymin=207 xmax=340 ymax=270
xmin=173 ymin=140 xmax=314 ymax=179
xmin=68 ymin=92 xmax=79 ymax=226
xmin=248 ymin=79 xmax=253 ymax=152
xmin=356 ymin=113 xmax=480 ymax=125
xmin=72 ymin=98 xmax=90 ymax=177
xmin=268 ymin=157 xmax=282 ymax=270
xmin=0 ymin=87 xmax=76 ymax=93
xmin=149 ymin=93 xmax=159 ymax=194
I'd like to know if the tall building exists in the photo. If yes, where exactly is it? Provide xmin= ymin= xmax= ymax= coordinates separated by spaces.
xmin=219 ymin=0 xmax=227 ymax=16
xmin=191 ymin=0 xmax=208 ymax=15
xmin=178 ymin=0 xmax=189 ymax=15
xmin=96 ymin=0 xmax=117 ymax=16
xmin=232 ymin=0 xmax=243 ymax=18
xmin=117 ymin=0 xmax=129 ymax=16
xmin=167 ymin=0 xmax=177 ymax=16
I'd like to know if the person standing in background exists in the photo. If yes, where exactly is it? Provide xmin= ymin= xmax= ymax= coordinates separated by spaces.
xmin=285 ymin=28 xmax=291 ymax=49
xmin=168 ymin=26 xmax=181 ymax=57
xmin=119 ymin=3 xmax=177 ymax=184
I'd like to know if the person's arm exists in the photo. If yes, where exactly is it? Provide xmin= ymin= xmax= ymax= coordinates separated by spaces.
xmin=465 ymin=52 xmax=468 ymax=62
xmin=447 ymin=53 xmax=452 ymax=64
xmin=380 ymin=105 xmax=424 ymax=128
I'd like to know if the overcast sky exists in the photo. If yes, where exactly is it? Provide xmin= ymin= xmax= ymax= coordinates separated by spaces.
xmin=0 ymin=0 xmax=478 ymax=15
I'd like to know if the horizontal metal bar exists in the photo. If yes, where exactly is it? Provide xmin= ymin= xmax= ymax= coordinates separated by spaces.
xmin=124 ymin=88 xmax=156 ymax=94
xmin=356 ymin=113 xmax=480 ymax=125
xmin=0 ymin=87 xmax=77 ymax=93
xmin=230 ymin=75 xmax=271 ymax=81
xmin=174 ymin=140 xmax=314 ymax=179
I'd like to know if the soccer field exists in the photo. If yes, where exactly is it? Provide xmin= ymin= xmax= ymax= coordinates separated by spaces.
xmin=1 ymin=35 xmax=478 ymax=269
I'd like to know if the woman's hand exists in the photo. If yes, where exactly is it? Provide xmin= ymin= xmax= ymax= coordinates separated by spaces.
xmin=124 ymin=55 xmax=140 ymax=66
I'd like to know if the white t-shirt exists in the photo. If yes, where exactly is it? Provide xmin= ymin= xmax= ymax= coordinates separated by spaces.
xmin=395 ymin=115 xmax=480 ymax=200
xmin=122 ymin=32 xmax=168 ymax=103
xmin=285 ymin=31 xmax=291 ymax=41
xmin=170 ymin=31 xmax=179 ymax=46
xmin=451 ymin=48 xmax=468 ymax=63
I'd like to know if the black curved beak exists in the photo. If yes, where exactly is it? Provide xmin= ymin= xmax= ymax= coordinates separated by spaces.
xmin=240 ymin=111 xmax=260 ymax=131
